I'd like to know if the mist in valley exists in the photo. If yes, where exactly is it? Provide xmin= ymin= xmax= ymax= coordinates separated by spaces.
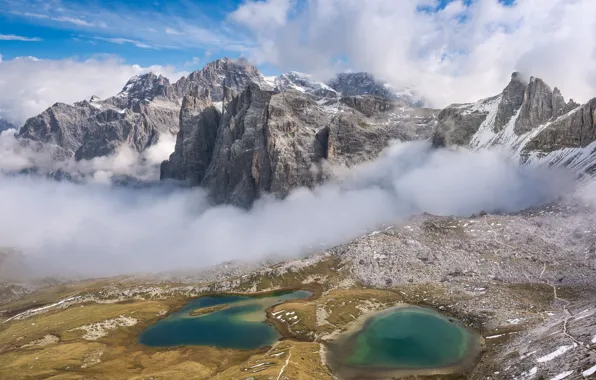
xmin=0 ymin=137 xmax=572 ymax=279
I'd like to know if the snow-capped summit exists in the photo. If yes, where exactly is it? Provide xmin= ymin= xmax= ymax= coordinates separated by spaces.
xmin=116 ymin=72 xmax=172 ymax=105
xmin=267 ymin=71 xmax=339 ymax=98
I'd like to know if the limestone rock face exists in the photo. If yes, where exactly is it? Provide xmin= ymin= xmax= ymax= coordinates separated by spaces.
xmin=493 ymin=72 xmax=526 ymax=132
xmin=200 ymin=84 xmax=328 ymax=207
xmin=523 ymin=98 xmax=596 ymax=154
xmin=160 ymin=95 xmax=221 ymax=185
xmin=514 ymin=77 xmax=562 ymax=135
xmin=431 ymin=98 xmax=495 ymax=148
xmin=339 ymin=96 xmax=394 ymax=117
xmin=162 ymin=83 xmax=438 ymax=207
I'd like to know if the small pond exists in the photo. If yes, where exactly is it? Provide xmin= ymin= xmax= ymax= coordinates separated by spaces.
xmin=326 ymin=305 xmax=481 ymax=379
xmin=138 ymin=290 xmax=311 ymax=350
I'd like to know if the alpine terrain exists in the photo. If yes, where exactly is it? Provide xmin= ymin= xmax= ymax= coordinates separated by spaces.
xmin=0 ymin=59 xmax=595 ymax=380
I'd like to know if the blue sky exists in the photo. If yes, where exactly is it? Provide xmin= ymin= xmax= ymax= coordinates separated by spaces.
xmin=0 ymin=0 xmax=516 ymax=73
xmin=4 ymin=0 xmax=592 ymax=127
xmin=0 ymin=0 xmax=253 ymax=70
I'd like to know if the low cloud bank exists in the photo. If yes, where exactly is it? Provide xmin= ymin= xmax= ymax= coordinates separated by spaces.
xmin=0 ymin=129 xmax=175 ymax=183
xmin=0 ymin=141 xmax=571 ymax=278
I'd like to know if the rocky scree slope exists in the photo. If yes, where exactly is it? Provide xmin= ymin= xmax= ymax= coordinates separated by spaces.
xmin=433 ymin=72 xmax=596 ymax=177
xmin=161 ymin=80 xmax=437 ymax=207
xmin=15 ymin=58 xmax=270 ymax=161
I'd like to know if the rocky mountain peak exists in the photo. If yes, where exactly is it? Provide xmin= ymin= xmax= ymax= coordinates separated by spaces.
xmin=493 ymin=71 xmax=528 ymax=131
xmin=175 ymin=57 xmax=267 ymax=102
xmin=510 ymin=71 xmax=523 ymax=81
xmin=433 ymin=71 xmax=596 ymax=177
xmin=201 ymin=57 xmax=260 ymax=76
xmin=118 ymin=72 xmax=171 ymax=102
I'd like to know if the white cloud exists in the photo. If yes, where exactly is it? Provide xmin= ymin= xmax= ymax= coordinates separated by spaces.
xmin=0 ymin=141 xmax=569 ymax=278
xmin=165 ymin=27 xmax=184 ymax=36
xmin=0 ymin=56 xmax=186 ymax=126
xmin=231 ymin=0 xmax=596 ymax=107
xmin=0 ymin=34 xmax=43 ymax=42
xmin=183 ymin=56 xmax=202 ymax=68
xmin=230 ymin=0 xmax=295 ymax=31
xmin=0 ymin=128 xmax=176 ymax=183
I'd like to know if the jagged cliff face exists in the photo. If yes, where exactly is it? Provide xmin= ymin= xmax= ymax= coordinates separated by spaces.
xmin=16 ymin=58 xmax=269 ymax=161
xmin=162 ymin=81 xmax=438 ymax=207
xmin=432 ymin=73 xmax=595 ymax=176
xmin=160 ymin=95 xmax=221 ymax=185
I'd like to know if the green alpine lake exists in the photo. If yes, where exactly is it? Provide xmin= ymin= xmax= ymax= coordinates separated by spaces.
xmin=138 ymin=290 xmax=311 ymax=349
xmin=326 ymin=305 xmax=482 ymax=379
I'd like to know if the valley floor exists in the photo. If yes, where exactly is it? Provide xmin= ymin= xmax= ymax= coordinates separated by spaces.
xmin=1 ymin=200 xmax=595 ymax=380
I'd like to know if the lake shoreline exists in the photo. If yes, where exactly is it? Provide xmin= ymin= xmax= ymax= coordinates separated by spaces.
xmin=324 ymin=304 xmax=485 ymax=379
xmin=137 ymin=287 xmax=316 ymax=350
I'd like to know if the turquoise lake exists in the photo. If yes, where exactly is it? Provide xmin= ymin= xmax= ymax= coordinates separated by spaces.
xmin=138 ymin=290 xmax=312 ymax=350
xmin=326 ymin=305 xmax=480 ymax=379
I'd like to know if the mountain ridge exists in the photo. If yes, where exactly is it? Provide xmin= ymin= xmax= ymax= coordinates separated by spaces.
xmin=433 ymin=72 xmax=596 ymax=177
xmin=13 ymin=58 xmax=427 ymax=166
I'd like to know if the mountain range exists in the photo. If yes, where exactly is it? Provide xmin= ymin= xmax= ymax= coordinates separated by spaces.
xmin=433 ymin=72 xmax=596 ymax=178
xmin=8 ymin=58 xmax=596 ymax=206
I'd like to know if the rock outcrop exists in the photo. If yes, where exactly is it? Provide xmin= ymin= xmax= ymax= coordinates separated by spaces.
xmin=160 ymin=91 xmax=221 ymax=185
xmin=432 ymin=72 xmax=596 ymax=176
xmin=523 ymin=98 xmax=596 ymax=154
xmin=162 ymin=82 xmax=438 ymax=207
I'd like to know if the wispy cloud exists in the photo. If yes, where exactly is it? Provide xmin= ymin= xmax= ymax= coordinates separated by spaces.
xmin=183 ymin=56 xmax=201 ymax=68
xmin=13 ymin=11 xmax=107 ymax=28
xmin=90 ymin=36 xmax=158 ymax=50
xmin=0 ymin=34 xmax=42 ymax=42
xmin=165 ymin=27 xmax=184 ymax=36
